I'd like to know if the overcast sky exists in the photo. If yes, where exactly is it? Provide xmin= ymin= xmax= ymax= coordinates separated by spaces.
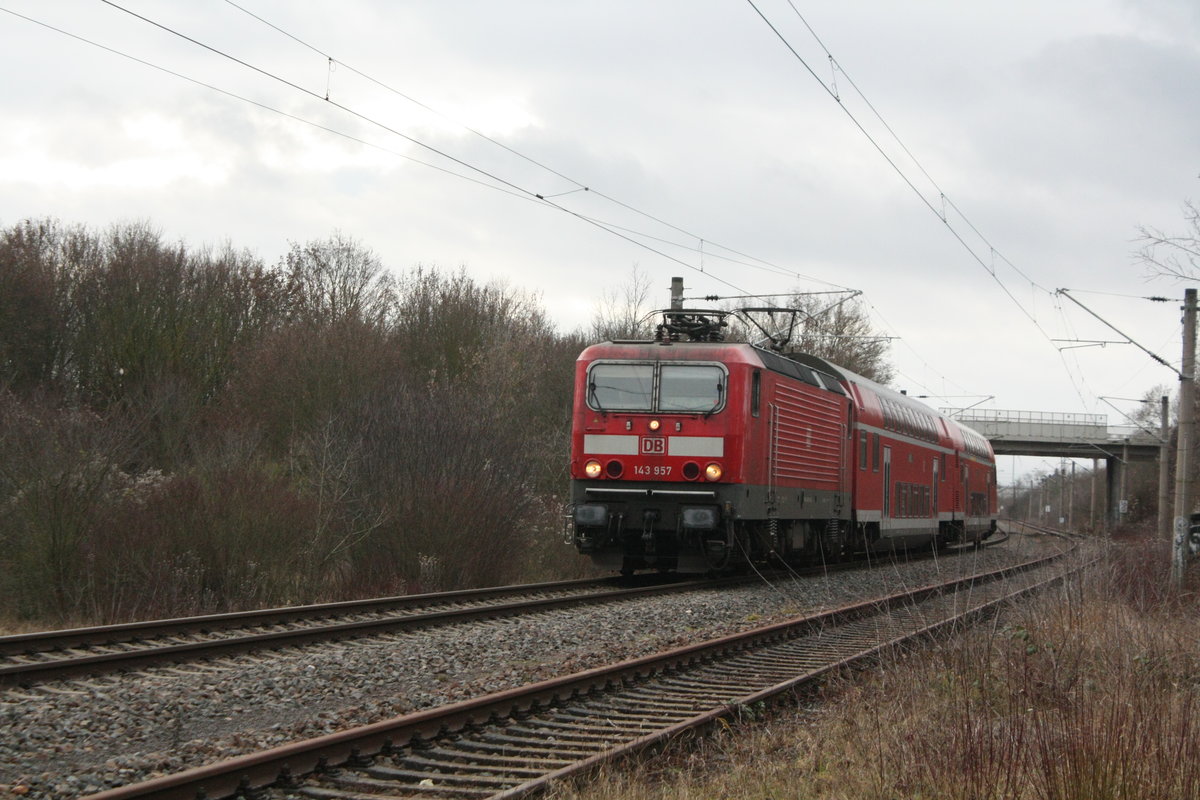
xmin=2 ymin=1 xmax=1198 ymax=482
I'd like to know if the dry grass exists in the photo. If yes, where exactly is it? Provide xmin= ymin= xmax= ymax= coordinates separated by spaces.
xmin=549 ymin=533 xmax=1200 ymax=800
xmin=0 ymin=617 xmax=88 ymax=637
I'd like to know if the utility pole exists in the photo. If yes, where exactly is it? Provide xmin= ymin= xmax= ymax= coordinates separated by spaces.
xmin=1173 ymin=288 xmax=1196 ymax=588
xmin=1160 ymin=395 xmax=1171 ymax=541
xmin=1091 ymin=458 xmax=1098 ymax=531
xmin=1121 ymin=442 xmax=1129 ymax=525
xmin=1059 ymin=464 xmax=1066 ymax=526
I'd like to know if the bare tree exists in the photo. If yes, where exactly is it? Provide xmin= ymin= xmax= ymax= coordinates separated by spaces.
xmin=1136 ymin=201 xmax=1200 ymax=280
xmin=589 ymin=265 xmax=658 ymax=341
xmin=281 ymin=232 xmax=396 ymax=327
xmin=795 ymin=295 xmax=893 ymax=383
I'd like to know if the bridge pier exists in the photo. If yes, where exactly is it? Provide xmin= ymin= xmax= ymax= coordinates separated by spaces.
xmin=1105 ymin=454 xmax=1122 ymax=529
xmin=947 ymin=408 xmax=1161 ymax=534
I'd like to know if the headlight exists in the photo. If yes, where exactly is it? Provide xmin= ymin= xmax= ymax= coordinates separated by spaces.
xmin=705 ymin=462 xmax=723 ymax=482
xmin=584 ymin=459 xmax=602 ymax=478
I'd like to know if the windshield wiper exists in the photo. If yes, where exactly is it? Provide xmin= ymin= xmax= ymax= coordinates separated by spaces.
xmin=588 ymin=381 xmax=606 ymax=412
xmin=703 ymin=383 xmax=724 ymax=419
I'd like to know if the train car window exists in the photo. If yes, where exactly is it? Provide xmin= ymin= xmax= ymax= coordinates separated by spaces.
xmin=872 ymin=433 xmax=880 ymax=472
xmin=751 ymin=370 xmax=761 ymax=418
xmin=810 ymin=371 xmax=846 ymax=395
xmin=859 ymin=431 xmax=867 ymax=469
xmin=794 ymin=364 xmax=821 ymax=388
xmin=587 ymin=363 xmax=654 ymax=411
xmin=660 ymin=364 xmax=726 ymax=412
xmin=755 ymin=349 xmax=804 ymax=383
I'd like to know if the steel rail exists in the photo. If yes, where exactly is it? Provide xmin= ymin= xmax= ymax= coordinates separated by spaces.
xmin=0 ymin=577 xmax=616 ymax=657
xmin=1 ymin=536 xmax=1011 ymax=686
xmin=0 ymin=576 xmax=736 ymax=686
xmin=79 ymin=544 xmax=1080 ymax=800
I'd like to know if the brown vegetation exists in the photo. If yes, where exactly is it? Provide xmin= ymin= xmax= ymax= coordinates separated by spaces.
xmin=0 ymin=218 xmax=594 ymax=626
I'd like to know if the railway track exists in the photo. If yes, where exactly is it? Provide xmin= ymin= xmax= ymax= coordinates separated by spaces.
xmin=0 ymin=576 xmax=714 ymax=686
xmin=81 ymin=541 xmax=1081 ymax=800
xmin=0 ymin=535 xmax=1011 ymax=688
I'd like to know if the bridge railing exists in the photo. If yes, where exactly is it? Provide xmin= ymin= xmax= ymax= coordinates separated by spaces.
xmin=940 ymin=408 xmax=1162 ymax=446
xmin=939 ymin=408 xmax=1106 ymax=426
xmin=1107 ymin=424 xmax=1166 ymax=444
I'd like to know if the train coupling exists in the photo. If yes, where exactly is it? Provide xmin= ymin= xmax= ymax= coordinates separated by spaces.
xmin=641 ymin=509 xmax=660 ymax=545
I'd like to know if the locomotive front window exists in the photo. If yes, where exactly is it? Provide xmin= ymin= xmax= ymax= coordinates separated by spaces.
xmin=659 ymin=365 xmax=725 ymax=412
xmin=588 ymin=363 xmax=654 ymax=410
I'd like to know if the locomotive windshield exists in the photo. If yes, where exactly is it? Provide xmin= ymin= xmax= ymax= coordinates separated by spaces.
xmin=660 ymin=364 xmax=724 ymax=412
xmin=587 ymin=361 xmax=726 ymax=413
xmin=588 ymin=363 xmax=654 ymax=410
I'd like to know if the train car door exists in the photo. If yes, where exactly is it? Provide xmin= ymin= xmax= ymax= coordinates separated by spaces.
xmin=961 ymin=463 xmax=970 ymax=526
xmin=932 ymin=456 xmax=939 ymax=519
xmin=882 ymin=446 xmax=892 ymax=522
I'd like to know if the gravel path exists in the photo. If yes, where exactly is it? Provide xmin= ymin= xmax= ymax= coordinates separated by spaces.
xmin=0 ymin=535 xmax=1063 ymax=798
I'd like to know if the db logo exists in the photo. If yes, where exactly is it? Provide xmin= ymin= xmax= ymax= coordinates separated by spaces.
xmin=641 ymin=437 xmax=666 ymax=455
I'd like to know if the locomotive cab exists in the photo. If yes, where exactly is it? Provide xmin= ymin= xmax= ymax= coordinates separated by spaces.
xmin=570 ymin=344 xmax=745 ymax=574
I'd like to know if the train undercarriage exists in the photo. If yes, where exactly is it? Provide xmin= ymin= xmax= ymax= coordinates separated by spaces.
xmin=570 ymin=490 xmax=994 ymax=575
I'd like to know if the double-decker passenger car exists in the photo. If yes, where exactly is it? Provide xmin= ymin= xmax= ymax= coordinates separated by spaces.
xmin=568 ymin=308 xmax=996 ymax=574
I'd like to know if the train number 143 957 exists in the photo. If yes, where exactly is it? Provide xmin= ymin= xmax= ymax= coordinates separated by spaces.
xmin=633 ymin=464 xmax=672 ymax=477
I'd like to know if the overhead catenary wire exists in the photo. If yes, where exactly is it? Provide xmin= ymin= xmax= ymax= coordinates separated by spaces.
xmin=1056 ymin=289 xmax=1179 ymax=377
xmin=783 ymin=0 xmax=1046 ymax=293
xmin=788 ymin=15 xmax=1180 ymax=412
xmin=8 ymin=1 xmax=1145 ymax=418
xmin=0 ymin=7 xmax=535 ymax=203
xmin=92 ymin=0 xmax=881 ymax=299
xmin=11 ymin=1 xmax=752 ymax=297
xmin=220 ymin=0 xmax=848 ymax=291
xmin=571 ymin=213 xmax=837 ymax=283
xmin=9 ymin=0 xmax=987 ymax=396
xmin=744 ymin=0 xmax=1058 ymax=338
xmin=742 ymin=0 xmax=1152 ymax=416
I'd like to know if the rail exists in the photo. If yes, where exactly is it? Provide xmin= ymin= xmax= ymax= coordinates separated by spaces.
xmin=0 ymin=576 xmax=720 ymax=686
xmin=81 ymin=542 xmax=1081 ymax=800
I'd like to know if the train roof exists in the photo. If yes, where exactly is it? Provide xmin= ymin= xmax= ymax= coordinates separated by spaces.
xmin=578 ymin=338 xmax=993 ymax=460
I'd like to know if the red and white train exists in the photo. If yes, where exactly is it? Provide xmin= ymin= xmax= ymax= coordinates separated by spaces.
xmin=568 ymin=306 xmax=996 ymax=574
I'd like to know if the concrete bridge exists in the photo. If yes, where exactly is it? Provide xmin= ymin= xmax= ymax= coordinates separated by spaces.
xmin=941 ymin=408 xmax=1166 ymax=526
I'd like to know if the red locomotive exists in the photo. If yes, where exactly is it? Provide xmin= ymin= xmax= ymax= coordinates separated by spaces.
xmin=568 ymin=300 xmax=997 ymax=574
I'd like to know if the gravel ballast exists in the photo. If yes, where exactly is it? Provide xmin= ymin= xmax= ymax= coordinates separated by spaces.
xmin=0 ymin=535 xmax=1065 ymax=798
